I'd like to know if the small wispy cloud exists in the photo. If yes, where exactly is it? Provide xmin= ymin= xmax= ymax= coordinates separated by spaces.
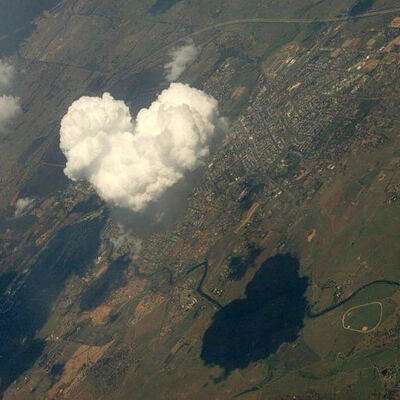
xmin=0 ymin=59 xmax=21 ymax=133
xmin=0 ymin=60 xmax=15 ymax=91
xmin=164 ymin=39 xmax=199 ymax=82
xmin=14 ymin=197 xmax=34 ymax=217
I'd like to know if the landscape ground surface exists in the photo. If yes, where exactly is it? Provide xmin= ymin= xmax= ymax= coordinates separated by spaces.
xmin=1 ymin=0 xmax=400 ymax=399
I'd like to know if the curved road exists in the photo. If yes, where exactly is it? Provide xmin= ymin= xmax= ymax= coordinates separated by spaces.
xmin=131 ymin=6 xmax=400 ymax=71
xmin=185 ymin=7 xmax=400 ymax=35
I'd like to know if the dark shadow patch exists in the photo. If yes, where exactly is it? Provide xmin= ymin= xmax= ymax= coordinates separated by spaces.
xmin=108 ymin=66 xmax=167 ymax=115
xmin=18 ymin=137 xmax=47 ymax=166
xmin=237 ymin=181 xmax=264 ymax=211
xmin=201 ymin=254 xmax=308 ymax=376
xmin=109 ymin=66 xmax=165 ymax=102
xmin=50 ymin=362 xmax=64 ymax=379
xmin=1 ymin=339 xmax=46 ymax=387
xmin=71 ymin=194 xmax=103 ymax=214
xmin=0 ymin=216 xmax=104 ymax=393
xmin=20 ymin=137 xmax=68 ymax=198
xmin=357 ymin=99 xmax=378 ymax=119
xmin=80 ymin=255 xmax=130 ymax=312
xmin=11 ymin=214 xmax=37 ymax=231
xmin=87 ymin=75 xmax=109 ymax=94
xmin=110 ymin=168 xmax=206 ymax=236
xmin=0 ymin=0 xmax=61 ymax=56
xmin=0 ymin=271 xmax=17 ymax=296
xmin=349 ymin=0 xmax=374 ymax=16
xmin=228 ymin=243 xmax=261 ymax=281
xmin=148 ymin=0 xmax=181 ymax=15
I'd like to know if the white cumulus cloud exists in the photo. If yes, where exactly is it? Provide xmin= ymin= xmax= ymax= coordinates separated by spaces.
xmin=60 ymin=83 xmax=226 ymax=212
xmin=164 ymin=39 xmax=199 ymax=82
xmin=0 ymin=59 xmax=20 ymax=133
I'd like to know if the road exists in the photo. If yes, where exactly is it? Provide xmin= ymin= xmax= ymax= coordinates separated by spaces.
xmin=186 ymin=7 xmax=400 ymax=34
xmin=4 ymin=6 xmax=400 ymax=75
xmin=131 ymin=6 xmax=400 ymax=71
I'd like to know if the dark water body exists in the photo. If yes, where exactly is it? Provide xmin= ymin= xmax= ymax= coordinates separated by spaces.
xmin=148 ymin=0 xmax=182 ymax=15
xmin=0 ymin=217 xmax=104 ymax=393
xmin=201 ymin=254 xmax=308 ymax=376
xmin=0 ymin=0 xmax=61 ymax=56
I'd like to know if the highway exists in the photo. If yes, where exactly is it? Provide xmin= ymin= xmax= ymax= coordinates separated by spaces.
xmin=186 ymin=6 xmax=400 ymax=36
xmin=131 ymin=6 xmax=400 ymax=70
